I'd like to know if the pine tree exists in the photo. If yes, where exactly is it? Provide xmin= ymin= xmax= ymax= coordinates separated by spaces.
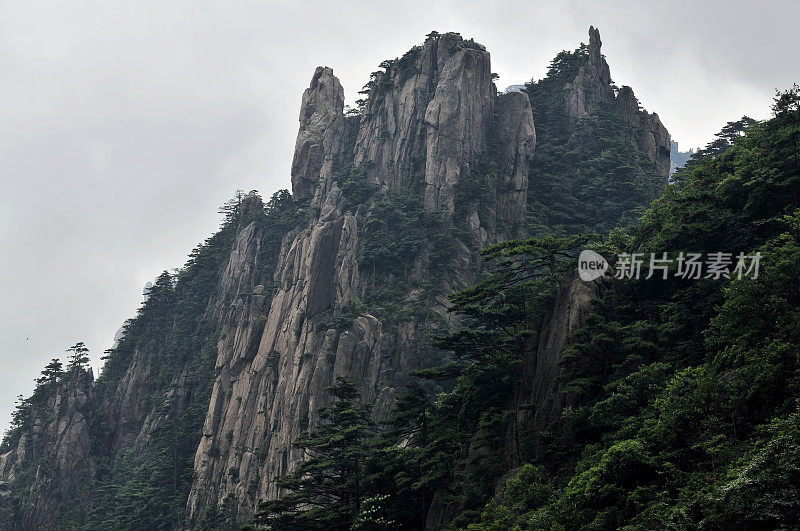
xmin=374 ymin=380 xmax=432 ymax=529
xmin=248 ymin=377 xmax=375 ymax=530
xmin=66 ymin=342 xmax=90 ymax=372
xmin=35 ymin=358 xmax=64 ymax=386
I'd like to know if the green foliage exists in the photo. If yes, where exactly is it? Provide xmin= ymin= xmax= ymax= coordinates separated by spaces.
xmin=524 ymin=44 xmax=664 ymax=236
xmin=248 ymin=378 xmax=438 ymax=530
xmin=0 ymin=395 xmax=32 ymax=454
xmin=680 ymin=116 xmax=757 ymax=172
xmin=66 ymin=342 xmax=90 ymax=371
xmin=359 ymin=189 xmax=430 ymax=278
xmin=37 ymin=358 xmax=64 ymax=385
xmin=443 ymin=234 xmax=598 ymax=362
xmin=462 ymin=87 xmax=800 ymax=529
xmin=248 ymin=377 xmax=376 ymax=530
xmin=352 ymin=494 xmax=398 ymax=530
xmin=379 ymin=234 xmax=598 ymax=525
xmin=333 ymin=163 xmax=378 ymax=210
xmin=772 ymin=82 xmax=800 ymax=117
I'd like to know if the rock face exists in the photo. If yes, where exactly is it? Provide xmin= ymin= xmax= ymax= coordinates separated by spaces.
xmin=518 ymin=271 xmax=610 ymax=435
xmin=0 ymin=480 xmax=14 ymax=530
xmin=0 ymin=368 xmax=96 ymax=529
xmin=185 ymin=32 xmax=535 ymax=522
xmin=421 ymin=35 xmax=495 ymax=215
xmin=565 ymin=26 xmax=613 ymax=121
xmin=615 ymin=85 xmax=671 ymax=181
xmin=496 ymin=92 xmax=537 ymax=238
xmin=291 ymin=67 xmax=347 ymax=201
xmin=425 ymin=270 xmax=612 ymax=530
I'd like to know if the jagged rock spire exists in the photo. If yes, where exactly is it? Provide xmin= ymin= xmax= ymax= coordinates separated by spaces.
xmin=588 ymin=25 xmax=611 ymax=87
xmin=291 ymin=66 xmax=345 ymax=201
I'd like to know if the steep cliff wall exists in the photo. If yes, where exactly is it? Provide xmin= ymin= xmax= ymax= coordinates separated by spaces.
xmin=0 ymin=368 xmax=96 ymax=529
xmin=186 ymin=33 xmax=536 ymax=522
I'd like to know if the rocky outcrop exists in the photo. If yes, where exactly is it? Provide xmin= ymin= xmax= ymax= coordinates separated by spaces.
xmin=0 ymin=368 xmax=96 ymax=529
xmin=185 ymin=32 xmax=535 ymax=523
xmin=565 ymin=26 xmax=614 ymax=121
xmin=495 ymin=92 xmax=536 ymax=239
xmin=615 ymin=85 xmax=672 ymax=180
xmin=519 ymin=271 xmax=610 ymax=433
xmin=424 ymin=270 xmax=612 ymax=529
xmin=291 ymin=67 xmax=347 ymax=201
xmin=422 ymin=35 xmax=495 ymax=215
xmin=486 ymin=269 xmax=613 ymax=479
xmin=565 ymin=26 xmax=671 ymax=187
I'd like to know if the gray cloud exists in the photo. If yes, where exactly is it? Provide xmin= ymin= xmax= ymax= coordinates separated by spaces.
xmin=1 ymin=0 xmax=797 ymax=432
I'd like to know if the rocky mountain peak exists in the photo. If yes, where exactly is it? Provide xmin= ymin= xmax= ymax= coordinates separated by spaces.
xmin=291 ymin=66 xmax=345 ymax=201
xmin=566 ymin=27 xmax=613 ymax=120
xmin=588 ymin=25 xmax=611 ymax=86
xmin=0 ymin=27 xmax=675 ymax=529
xmin=564 ymin=27 xmax=670 ymax=185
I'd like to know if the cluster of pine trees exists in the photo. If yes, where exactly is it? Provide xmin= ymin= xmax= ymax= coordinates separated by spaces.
xmin=525 ymin=44 xmax=664 ymax=236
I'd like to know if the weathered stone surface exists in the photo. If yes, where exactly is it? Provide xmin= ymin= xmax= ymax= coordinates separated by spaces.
xmin=291 ymin=67 xmax=346 ymax=201
xmin=615 ymin=85 xmax=672 ymax=182
xmin=565 ymin=26 xmax=614 ymax=121
xmin=495 ymin=91 xmax=536 ymax=238
xmin=0 ymin=480 xmax=15 ymax=529
xmin=0 ymin=368 xmax=96 ymax=529
xmin=423 ymin=37 xmax=495 ymax=215
xmin=186 ymin=33 xmax=534 ymax=523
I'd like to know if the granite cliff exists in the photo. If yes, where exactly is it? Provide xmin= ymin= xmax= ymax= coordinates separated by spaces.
xmin=186 ymin=32 xmax=536 ymax=521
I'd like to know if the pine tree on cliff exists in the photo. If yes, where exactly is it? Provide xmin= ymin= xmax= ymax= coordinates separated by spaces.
xmin=247 ymin=377 xmax=376 ymax=530
xmin=35 ymin=358 xmax=63 ymax=386
xmin=66 ymin=341 xmax=90 ymax=372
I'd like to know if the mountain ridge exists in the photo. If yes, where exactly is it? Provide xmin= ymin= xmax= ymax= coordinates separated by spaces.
xmin=0 ymin=27 xmax=672 ymax=529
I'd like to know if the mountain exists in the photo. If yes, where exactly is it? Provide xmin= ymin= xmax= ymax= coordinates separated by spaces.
xmin=526 ymin=26 xmax=670 ymax=235
xmin=0 ymin=28 xmax=673 ymax=529
xmin=670 ymin=140 xmax=694 ymax=175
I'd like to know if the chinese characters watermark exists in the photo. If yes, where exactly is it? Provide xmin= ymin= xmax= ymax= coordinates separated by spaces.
xmin=578 ymin=250 xmax=762 ymax=282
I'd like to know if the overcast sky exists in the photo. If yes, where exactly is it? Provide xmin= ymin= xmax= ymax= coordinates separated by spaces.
xmin=1 ymin=0 xmax=797 ymax=433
